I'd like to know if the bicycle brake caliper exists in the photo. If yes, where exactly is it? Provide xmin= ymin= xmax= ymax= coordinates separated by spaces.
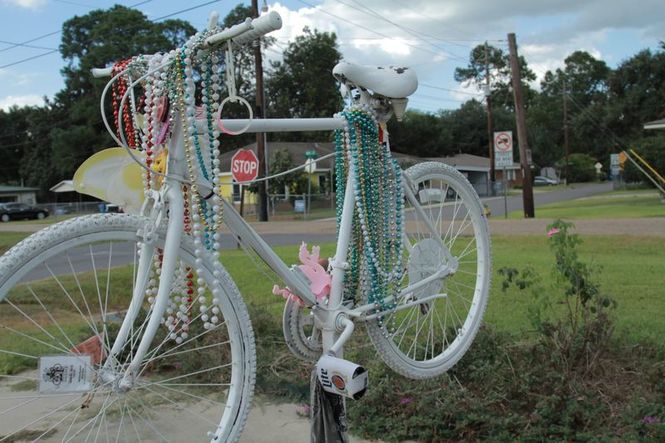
xmin=138 ymin=188 xmax=165 ymax=245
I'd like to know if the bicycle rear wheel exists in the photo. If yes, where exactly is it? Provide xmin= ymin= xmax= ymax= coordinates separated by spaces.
xmin=366 ymin=162 xmax=491 ymax=379
xmin=0 ymin=214 xmax=255 ymax=442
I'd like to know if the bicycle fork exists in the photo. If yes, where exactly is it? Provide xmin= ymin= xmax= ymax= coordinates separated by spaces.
xmin=101 ymin=119 xmax=188 ymax=390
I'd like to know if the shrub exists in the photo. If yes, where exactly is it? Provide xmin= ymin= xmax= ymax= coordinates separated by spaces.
xmin=345 ymin=220 xmax=665 ymax=442
xmin=623 ymin=135 xmax=665 ymax=186
xmin=557 ymin=153 xmax=597 ymax=182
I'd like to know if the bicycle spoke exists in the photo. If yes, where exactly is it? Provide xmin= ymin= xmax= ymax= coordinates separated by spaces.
xmin=146 ymin=382 xmax=227 ymax=405
xmin=141 ymin=384 xmax=219 ymax=428
xmin=137 ymin=363 xmax=232 ymax=389
xmin=126 ymin=402 xmax=169 ymax=442
xmin=0 ymin=397 xmax=39 ymax=418
xmin=66 ymin=254 xmax=104 ymax=344
xmin=4 ymin=297 xmax=71 ymax=353
xmin=0 ymin=216 xmax=251 ymax=440
xmin=89 ymin=245 xmax=113 ymax=358
xmin=0 ymin=394 xmax=82 ymax=442
xmin=126 ymin=402 xmax=143 ymax=443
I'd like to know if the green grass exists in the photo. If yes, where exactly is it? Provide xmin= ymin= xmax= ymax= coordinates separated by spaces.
xmin=486 ymin=234 xmax=665 ymax=343
xmin=8 ymin=214 xmax=80 ymax=225
xmin=0 ymin=232 xmax=29 ymax=254
xmin=220 ymin=235 xmax=665 ymax=343
xmin=508 ymin=190 xmax=665 ymax=219
xmin=0 ymin=232 xmax=662 ymax=374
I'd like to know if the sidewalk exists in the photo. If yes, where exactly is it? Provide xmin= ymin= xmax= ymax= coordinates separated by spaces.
xmin=242 ymin=400 xmax=374 ymax=443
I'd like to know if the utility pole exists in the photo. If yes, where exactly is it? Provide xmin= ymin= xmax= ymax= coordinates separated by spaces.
xmin=252 ymin=0 xmax=268 ymax=221
xmin=562 ymin=78 xmax=570 ymax=186
xmin=484 ymin=41 xmax=495 ymax=194
xmin=507 ymin=33 xmax=535 ymax=218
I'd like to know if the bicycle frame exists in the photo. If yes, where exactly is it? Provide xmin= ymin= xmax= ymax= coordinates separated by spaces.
xmin=104 ymin=105 xmax=456 ymax=386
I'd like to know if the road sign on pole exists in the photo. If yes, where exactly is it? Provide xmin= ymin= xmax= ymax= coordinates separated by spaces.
xmin=494 ymin=131 xmax=514 ymax=168
xmin=231 ymin=149 xmax=259 ymax=183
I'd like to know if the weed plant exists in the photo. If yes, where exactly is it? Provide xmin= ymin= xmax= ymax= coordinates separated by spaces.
xmin=255 ymin=220 xmax=665 ymax=441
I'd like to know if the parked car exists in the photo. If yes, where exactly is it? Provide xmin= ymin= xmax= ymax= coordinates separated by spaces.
xmin=533 ymin=176 xmax=559 ymax=186
xmin=0 ymin=203 xmax=49 ymax=222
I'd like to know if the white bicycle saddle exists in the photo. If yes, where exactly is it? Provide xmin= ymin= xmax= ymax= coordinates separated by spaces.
xmin=332 ymin=61 xmax=418 ymax=99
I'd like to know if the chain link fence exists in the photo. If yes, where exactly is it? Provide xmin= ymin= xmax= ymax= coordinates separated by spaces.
xmin=36 ymin=201 xmax=117 ymax=215
xmin=267 ymin=193 xmax=336 ymax=220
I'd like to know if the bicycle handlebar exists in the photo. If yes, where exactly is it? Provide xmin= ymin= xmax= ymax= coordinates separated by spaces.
xmin=91 ymin=10 xmax=282 ymax=78
xmin=206 ymin=10 xmax=282 ymax=46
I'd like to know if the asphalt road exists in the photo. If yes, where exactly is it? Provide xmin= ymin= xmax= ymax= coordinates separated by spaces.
xmin=483 ymin=182 xmax=613 ymax=217
xmin=16 ymin=234 xmax=339 ymax=283
xmin=8 ymin=182 xmax=615 ymax=283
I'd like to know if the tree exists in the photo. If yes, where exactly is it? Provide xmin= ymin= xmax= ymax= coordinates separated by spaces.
xmin=455 ymin=43 xmax=536 ymax=110
xmin=51 ymin=5 xmax=195 ymax=184
xmin=219 ymin=4 xmax=278 ymax=101
xmin=541 ymin=51 xmax=610 ymax=106
xmin=266 ymin=27 xmax=342 ymax=122
xmin=387 ymin=110 xmax=450 ymax=157
xmin=267 ymin=149 xmax=307 ymax=195
xmin=215 ymin=5 xmax=279 ymax=152
xmin=608 ymin=48 xmax=665 ymax=138
xmin=556 ymin=153 xmax=597 ymax=182
xmin=446 ymin=99 xmax=493 ymax=156
xmin=531 ymin=51 xmax=611 ymax=167
xmin=17 ymin=103 xmax=64 ymax=197
xmin=58 ymin=5 xmax=194 ymax=105
xmin=623 ymin=135 xmax=665 ymax=186
xmin=0 ymin=106 xmax=34 ymax=185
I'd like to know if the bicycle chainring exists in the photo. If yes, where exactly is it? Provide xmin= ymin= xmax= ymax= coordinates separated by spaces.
xmin=282 ymin=297 xmax=322 ymax=362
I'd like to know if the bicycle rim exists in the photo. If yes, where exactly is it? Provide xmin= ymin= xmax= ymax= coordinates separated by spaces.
xmin=366 ymin=162 xmax=491 ymax=379
xmin=0 ymin=214 xmax=255 ymax=442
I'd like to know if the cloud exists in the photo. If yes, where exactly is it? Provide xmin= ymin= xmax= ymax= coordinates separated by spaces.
xmin=263 ymin=0 xmax=663 ymax=109
xmin=0 ymin=94 xmax=44 ymax=111
xmin=2 ymin=0 xmax=46 ymax=10
xmin=521 ymin=31 xmax=608 ymax=87
xmin=266 ymin=1 xmax=452 ymax=69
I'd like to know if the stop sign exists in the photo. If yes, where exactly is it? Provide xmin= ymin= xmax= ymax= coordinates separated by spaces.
xmin=231 ymin=149 xmax=259 ymax=182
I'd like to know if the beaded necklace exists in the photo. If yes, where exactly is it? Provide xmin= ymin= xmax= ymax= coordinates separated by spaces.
xmin=116 ymin=27 xmax=228 ymax=341
xmin=334 ymin=107 xmax=404 ymax=328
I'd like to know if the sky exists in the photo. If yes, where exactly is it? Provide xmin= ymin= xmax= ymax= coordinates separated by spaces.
xmin=0 ymin=0 xmax=664 ymax=114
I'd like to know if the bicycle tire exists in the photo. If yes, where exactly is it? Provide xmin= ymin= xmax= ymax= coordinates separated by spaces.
xmin=365 ymin=162 xmax=491 ymax=379
xmin=0 ymin=213 xmax=256 ymax=442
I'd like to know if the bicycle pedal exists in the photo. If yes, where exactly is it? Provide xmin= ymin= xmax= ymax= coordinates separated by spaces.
xmin=315 ymin=355 xmax=368 ymax=400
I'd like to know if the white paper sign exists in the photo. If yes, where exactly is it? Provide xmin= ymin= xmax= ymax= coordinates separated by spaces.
xmin=39 ymin=355 xmax=93 ymax=394
xmin=494 ymin=131 xmax=514 ymax=168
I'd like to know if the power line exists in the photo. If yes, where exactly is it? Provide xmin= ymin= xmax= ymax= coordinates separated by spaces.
xmin=346 ymin=0 xmax=476 ymax=52
xmin=293 ymin=0 xmax=451 ymax=60
xmin=412 ymin=93 xmax=469 ymax=104
xmin=0 ymin=50 xmax=59 ymax=70
xmin=0 ymin=31 xmax=61 ymax=54
xmin=331 ymin=0 xmax=467 ymax=62
xmin=0 ymin=39 xmax=57 ymax=51
xmin=382 ymin=0 xmax=503 ymax=46
xmin=51 ymin=0 xmax=98 ymax=8
xmin=565 ymin=93 xmax=627 ymax=149
xmin=0 ymin=0 xmax=224 ymax=71
xmin=152 ymin=0 xmax=222 ymax=21
xmin=420 ymin=82 xmax=483 ymax=97
xmin=0 ymin=0 xmax=156 ymax=58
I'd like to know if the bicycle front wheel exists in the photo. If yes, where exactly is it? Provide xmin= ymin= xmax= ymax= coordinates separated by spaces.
xmin=366 ymin=162 xmax=491 ymax=379
xmin=0 ymin=214 xmax=255 ymax=442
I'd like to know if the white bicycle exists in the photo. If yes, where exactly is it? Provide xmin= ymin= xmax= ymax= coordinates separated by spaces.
xmin=0 ymin=10 xmax=490 ymax=442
